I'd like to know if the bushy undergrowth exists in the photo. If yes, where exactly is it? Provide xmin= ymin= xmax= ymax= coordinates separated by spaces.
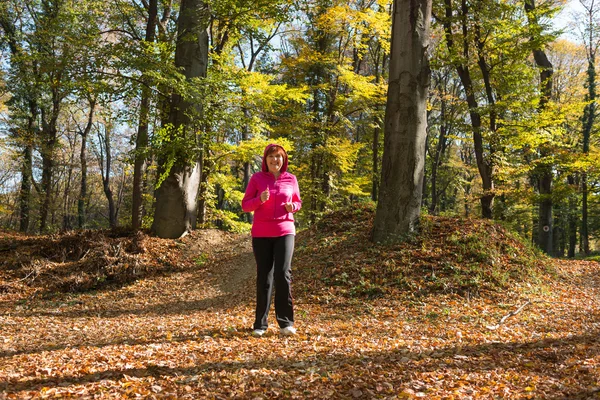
xmin=0 ymin=229 xmax=192 ymax=297
xmin=294 ymin=203 xmax=553 ymax=299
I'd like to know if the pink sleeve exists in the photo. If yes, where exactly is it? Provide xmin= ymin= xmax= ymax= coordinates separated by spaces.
xmin=291 ymin=176 xmax=302 ymax=213
xmin=242 ymin=175 xmax=263 ymax=212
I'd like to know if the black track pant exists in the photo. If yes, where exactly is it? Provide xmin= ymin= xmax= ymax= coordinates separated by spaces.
xmin=252 ymin=234 xmax=294 ymax=330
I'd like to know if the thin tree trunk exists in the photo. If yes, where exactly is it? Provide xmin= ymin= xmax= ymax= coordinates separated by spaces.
xmin=441 ymin=0 xmax=494 ymax=218
xmin=78 ymin=98 xmax=95 ymax=228
xmin=429 ymin=85 xmax=449 ymax=215
xmin=196 ymin=150 xmax=208 ymax=226
xmin=581 ymin=53 xmax=592 ymax=254
xmin=98 ymin=127 xmax=117 ymax=228
xmin=309 ymin=86 xmax=322 ymax=224
xmin=242 ymin=106 xmax=253 ymax=223
xmin=40 ymin=104 xmax=60 ymax=232
xmin=537 ymin=171 xmax=553 ymax=253
xmin=473 ymin=19 xmax=496 ymax=218
xmin=62 ymin=133 xmax=77 ymax=231
xmin=132 ymin=0 xmax=158 ymax=231
xmin=372 ymin=0 xmax=432 ymax=242
xmin=19 ymin=143 xmax=33 ymax=232
xmin=580 ymin=8 xmax=595 ymax=254
xmin=371 ymin=46 xmax=385 ymax=202
xmin=567 ymin=174 xmax=578 ymax=257
xmin=581 ymin=175 xmax=589 ymax=253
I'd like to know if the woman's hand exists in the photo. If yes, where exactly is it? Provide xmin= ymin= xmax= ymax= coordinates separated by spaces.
xmin=285 ymin=202 xmax=293 ymax=212
xmin=260 ymin=187 xmax=270 ymax=202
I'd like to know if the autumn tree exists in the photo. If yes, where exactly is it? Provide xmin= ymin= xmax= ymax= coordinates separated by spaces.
xmin=371 ymin=0 xmax=432 ymax=242
xmin=424 ymin=59 xmax=465 ymax=215
xmin=132 ymin=0 xmax=160 ymax=232
xmin=0 ymin=1 xmax=39 ymax=232
xmin=151 ymin=0 xmax=209 ymax=238
xmin=0 ymin=0 xmax=107 ymax=232
xmin=525 ymin=0 xmax=555 ymax=255
xmin=576 ymin=0 xmax=600 ymax=255
xmin=548 ymin=39 xmax=587 ymax=256
xmin=276 ymin=0 xmax=388 ymax=224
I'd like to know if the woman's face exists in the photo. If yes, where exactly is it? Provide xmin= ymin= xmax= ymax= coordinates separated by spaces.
xmin=266 ymin=148 xmax=285 ymax=175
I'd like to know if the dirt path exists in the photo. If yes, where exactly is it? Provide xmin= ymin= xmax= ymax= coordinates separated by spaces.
xmin=183 ymin=229 xmax=256 ymax=307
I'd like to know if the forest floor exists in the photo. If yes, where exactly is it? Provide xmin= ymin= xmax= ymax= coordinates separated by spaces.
xmin=0 ymin=205 xmax=599 ymax=399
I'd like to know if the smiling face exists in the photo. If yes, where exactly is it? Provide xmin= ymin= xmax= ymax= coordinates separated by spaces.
xmin=266 ymin=147 xmax=285 ymax=176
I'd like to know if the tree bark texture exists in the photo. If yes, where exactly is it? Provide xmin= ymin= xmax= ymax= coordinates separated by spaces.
xmin=372 ymin=0 xmax=432 ymax=242
xmin=152 ymin=0 xmax=209 ymax=238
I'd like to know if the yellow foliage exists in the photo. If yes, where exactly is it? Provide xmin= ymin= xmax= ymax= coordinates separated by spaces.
xmin=325 ymin=137 xmax=363 ymax=173
xmin=337 ymin=66 xmax=386 ymax=103
xmin=240 ymin=71 xmax=309 ymax=106
xmin=316 ymin=3 xmax=391 ymax=54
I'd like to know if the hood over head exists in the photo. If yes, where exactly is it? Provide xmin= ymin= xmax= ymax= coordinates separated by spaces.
xmin=262 ymin=143 xmax=288 ymax=173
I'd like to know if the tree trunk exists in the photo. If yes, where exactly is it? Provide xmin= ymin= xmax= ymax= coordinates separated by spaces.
xmin=309 ymin=86 xmax=323 ymax=224
xmin=19 ymin=143 xmax=33 ymax=232
xmin=372 ymin=0 xmax=432 ymax=242
xmin=152 ymin=0 xmax=209 ymax=238
xmin=536 ymin=169 xmax=553 ymax=254
xmin=581 ymin=51 xmax=595 ymax=255
xmin=98 ymin=127 xmax=117 ymax=228
xmin=62 ymin=133 xmax=77 ymax=231
xmin=525 ymin=0 xmax=554 ymax=255
xmin=196 ymin=150 xmax=209 ymax=225
xmin=371 ymin=47 xmax=385 ymax=202
xmin=429 ymin=84 xmax=449 ymax=215
xmin=441 ymin=0 xmax=494 ymax=218
xmin=242 ymin=106 xmax=253 ymax=223
xmin=39 ymin=112 xmax=59 ymax=232
xmin=1 ymin=6 xmax=35 ymax=232
xmin=78 ymin=98 xmax=95 ymax=229
xmin=581 ymin=176 xmax=589 ymax=254
xmin=553 ymin=214 xmax=563 ymax=257
xmin=567 ymin=174 xmax=577 ymax=258
xmin=132 ymin=0 xmax=158 ymax=231
xmin=581 ymin=57 xmax=591 ymax=253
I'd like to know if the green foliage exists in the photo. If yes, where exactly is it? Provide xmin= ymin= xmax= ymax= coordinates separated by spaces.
xmin=194 ymin=252 xmax=208 ymax=266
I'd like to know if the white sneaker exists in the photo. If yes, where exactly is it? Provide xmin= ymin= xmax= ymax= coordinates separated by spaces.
xmin=252 ymin=329 xmax=266 ymax=337
xmin=280 ymin=326 xmax=297 ymax=336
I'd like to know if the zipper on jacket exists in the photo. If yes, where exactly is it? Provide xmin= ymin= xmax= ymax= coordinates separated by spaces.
xmin=273 ymin=175 xmax=278 ymax=219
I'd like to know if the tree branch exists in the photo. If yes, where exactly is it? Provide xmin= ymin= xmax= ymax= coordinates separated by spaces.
xmin=486 ymin=301 xmax=531 ymax=330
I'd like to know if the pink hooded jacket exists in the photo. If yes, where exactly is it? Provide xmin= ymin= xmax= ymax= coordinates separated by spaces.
xmin=242 ymin=144 xmax=302 ymax=237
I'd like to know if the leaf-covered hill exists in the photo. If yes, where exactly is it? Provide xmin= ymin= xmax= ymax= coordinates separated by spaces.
xmin=294 ymin=203 xmax=552 ymax=300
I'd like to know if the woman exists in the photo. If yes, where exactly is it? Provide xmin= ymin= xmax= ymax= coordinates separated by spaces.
xmin=242 ymin=144 xmax=302 ymax=337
